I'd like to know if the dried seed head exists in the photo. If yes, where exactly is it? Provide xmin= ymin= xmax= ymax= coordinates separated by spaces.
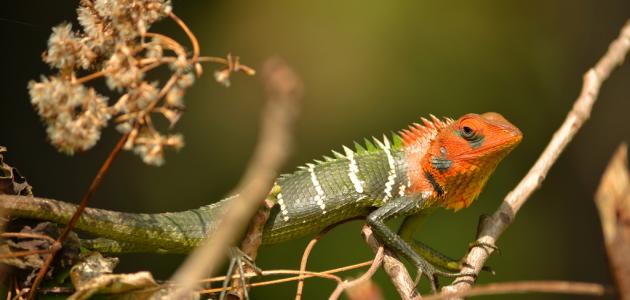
xmin=146 ymin=39 xmax=163 ymax=60
xmin=126 ymin=81 xmax=158 ymax=111
xmin=44 ymin=23 xmax=92 ymax=70
xmin=105 ymin=45 xmax=143 ymax=90
xmin=28 ymin=76 xmax=110 ymax=154
xmin=30 ymin=0 xmax=252 ymax=166
xmin=94 ymin=0 xmax=172 ymax=41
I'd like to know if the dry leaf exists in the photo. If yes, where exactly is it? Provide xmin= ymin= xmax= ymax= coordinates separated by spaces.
xmin=70 ymin=252 xmax=157 ymax=300
xmin=0 ymin=222 xmax=80 ymax=286
xmin=0 ymin=146 xmax=33 ymax=196
xmin=595 ymin=143 xmax=630 ymax=298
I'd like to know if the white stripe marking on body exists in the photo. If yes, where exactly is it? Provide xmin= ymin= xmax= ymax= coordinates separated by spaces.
xmin=377 ymin=136 xmax=397 ymax=202
xmin=277 ymin=192 xmax=290 ymax=221
xmin=308 ymin=163 xmax=326 ymax=213
xmin=398 ymin=182 xmax=406 ymax=197
xmin=344 ymin=146 xmax=364 ymax=194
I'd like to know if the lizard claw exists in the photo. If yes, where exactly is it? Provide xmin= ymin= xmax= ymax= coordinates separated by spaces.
xmin=464 ymin=241 xmax=499 ymax=275
xmin=468 ymin=241 xmax=499 ymax=254
xmin=219 ymin=247 xmax=261 ymax=300
xmin=412 ymin=258 xmax=477 ymax=293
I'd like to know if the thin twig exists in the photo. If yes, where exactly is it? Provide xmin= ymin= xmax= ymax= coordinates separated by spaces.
xmin=168 ymin=12 xmax=201 ymax=75
xmin=199 ymin=261 xmax=373 ymax=284
xmin=144 ymin=73 xmax=179 ymax=113
xmin=144 ymin=32 xmax=187 ymax=59
xmin=295 ymin=217 xmax=362 ymax=300
xmin=200 ymin=269 xmax=342 ymax=295
xmin=237 ymin=199 xmax=274 ymax=264
xmin=200 ymin=263 xmax=386 ymax=295
xmin=424 ymin=281 xmax=611 ymax=300
xmin=441 ymin=20 xmax=630 ymax=297
xmin=167 ymin=57 xmax=303 ymax=298
xmin=229 ymin=198 xmax=274 ymax=298
xmin=295 ymin=229 xmax=332 ymax=300
xmin=27 ymin=134 xmax=128 ymax=300
xmin=328 ymin=246 xmax=384 ymax=300
xmin=74 ymin=69 xmax=108 ymax=84
xmin=76 ymin=55 xmax=242 ymax=85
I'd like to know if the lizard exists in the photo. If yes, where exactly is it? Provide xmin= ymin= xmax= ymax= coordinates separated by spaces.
xmin=0 ymin=112 xmax=522 ymax=291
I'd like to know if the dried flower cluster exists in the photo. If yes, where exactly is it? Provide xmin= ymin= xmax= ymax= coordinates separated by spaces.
xmin=28 ymin=0 xmax=254 ymax=165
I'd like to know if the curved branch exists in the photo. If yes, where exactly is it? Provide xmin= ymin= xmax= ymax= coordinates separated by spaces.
xmin=442 ymin=19 xmax=630 ymax=296
xmin=328 ymin=245 xmax=384 ymax=300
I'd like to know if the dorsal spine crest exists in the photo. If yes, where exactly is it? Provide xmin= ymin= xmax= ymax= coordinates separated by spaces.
xmin=279 ymin=115 xmax=452 ymax=182
xmin=363 ymin=138 xmax=376 ymax=151
xmin=400 ymin=115 xmax=452 ymax=146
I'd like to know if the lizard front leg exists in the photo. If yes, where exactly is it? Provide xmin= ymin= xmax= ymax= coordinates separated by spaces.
xmin=366 ymin=196 xmax=471 ymax=293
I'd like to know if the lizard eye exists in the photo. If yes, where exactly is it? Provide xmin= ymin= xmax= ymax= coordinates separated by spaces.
xmin=459 ymin=123 xmax=485 ymax=148
xmin=461 ymin=126 xmax=475 ymax=140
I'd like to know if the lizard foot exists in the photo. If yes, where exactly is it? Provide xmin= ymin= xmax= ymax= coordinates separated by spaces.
xmin=219 ymin=247 xmax=262 ymax=300
xmin=412 ymin=256 xmax=477 ymax=294
xmin=467 ymin=240 xmax=498 ymax=275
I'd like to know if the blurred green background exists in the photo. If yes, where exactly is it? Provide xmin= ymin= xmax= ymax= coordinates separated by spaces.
xmin=1 ymin=1 xmax=630 ymax=299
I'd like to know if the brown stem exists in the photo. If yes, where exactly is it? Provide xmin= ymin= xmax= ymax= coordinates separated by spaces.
xmin=295 ymin=230 xmax=330 ymax=300
xmin=424 ymin=281 xmax=611 ymax=300
xmin=75 ymin=54 xmax=246 ymax=86
xmin=328 ymin=246 xmax=384 ymax=300
xmin=168 ymin=12 xmax=201 ymax=75
xmin=295 ymin=218 xmax=362 ymax=300
xmin=200 ymin=263 xmax=393 ymax=295
xmin=200 ymin=270 xmax=342 ymax=295
xmin=144 ymin=32 xmax=187 ymax=59
xmin=27 ymin=134 xmax=128 ymax=300
xmin=143 ymin=73 xmax=180 ymax=116
xmin=74 ymin=69 xmax=108 ymax=85
xmin=199 ymin=261 xmax=373 ymax=284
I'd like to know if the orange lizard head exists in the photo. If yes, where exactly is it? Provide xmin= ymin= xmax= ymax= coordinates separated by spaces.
xmin=408 ymin=112 xmax=522 ymax=211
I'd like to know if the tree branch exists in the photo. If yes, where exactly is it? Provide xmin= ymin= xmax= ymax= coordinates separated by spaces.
xmin=166 ymin=57 xmax=302 ymax=298
xmin=440 ymin=19 xmax=630 ymax=297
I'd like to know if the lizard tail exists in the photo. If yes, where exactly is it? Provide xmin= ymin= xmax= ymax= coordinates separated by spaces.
xmin=0 ymin=194 xmax=231 ymax=253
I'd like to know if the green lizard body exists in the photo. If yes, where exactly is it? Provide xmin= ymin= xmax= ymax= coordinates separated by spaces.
xmin=0 ymin=112 xmax=522 ymax=287
xmin=1 ymin=139 xmax=411 ymax=252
